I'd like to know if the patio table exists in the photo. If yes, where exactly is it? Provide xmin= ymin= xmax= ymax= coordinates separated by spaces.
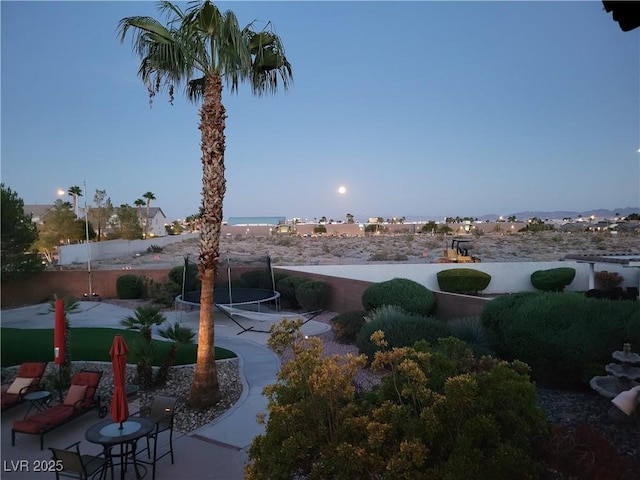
xmin=85 ymin=417 xmax=153 ymax=480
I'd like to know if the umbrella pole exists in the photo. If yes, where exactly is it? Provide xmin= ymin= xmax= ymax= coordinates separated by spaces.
xmin=58 ymin=364 xmax=63 ymax=403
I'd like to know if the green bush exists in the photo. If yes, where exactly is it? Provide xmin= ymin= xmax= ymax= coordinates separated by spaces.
xmin=247 ymin=330 xmax=548 ymax=480
xmin=168 ymin=264 xmax=200 ymax=292
xmin=229 ymin=277 xmax=249 ymax=289
xmin=361 ymin=277 xmax=435 ymax=315
xmin=276 ymin=276 xmax=308 ymax=309
xmin=272 ymin=272 xmax=289 ymax=288
xmin=148 ymin=280 xmax=180 ymax=307
xmin=330 ymin=310 xmax=366 ymax=344
xmin=447 ymin=317 xmax=494 ymax=357
xmin=240 ymin=269 xmax=273 ymax=290
xmin=116 ymin=274 xmax=145 ymax=299
xmin=437 ymin=268 xmax=491 ymax=294
xmin=530 ymin=267 xmax=576 ymax=292
xmin=295 ymin=280 xmax=328 ymax=311
xmin=356 ymin=305 xmax=449 ymax=361
xmin=479 ymin=292 xmax=539 ymax=357
xmin=481 ymin=292 xmax=640 ymax=388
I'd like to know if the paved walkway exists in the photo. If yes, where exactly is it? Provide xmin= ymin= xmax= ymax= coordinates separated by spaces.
xmin=1 ymin=301 xmax=329 ymax=479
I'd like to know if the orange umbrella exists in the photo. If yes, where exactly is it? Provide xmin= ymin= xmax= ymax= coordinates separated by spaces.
xmin=109 ymin=335 xmax=129 ymax=428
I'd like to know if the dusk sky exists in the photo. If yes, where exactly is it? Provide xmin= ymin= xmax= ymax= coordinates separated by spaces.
xmin=2 ymin=1 xmax=639 ymax=223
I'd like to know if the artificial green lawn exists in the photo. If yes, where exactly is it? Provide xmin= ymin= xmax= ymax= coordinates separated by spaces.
xmin=1 ymin=328 xmax=235 ymax=367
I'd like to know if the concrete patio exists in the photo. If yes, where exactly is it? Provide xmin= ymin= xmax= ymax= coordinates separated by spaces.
xmin=1 ymin=301 xmax=330 ymax=479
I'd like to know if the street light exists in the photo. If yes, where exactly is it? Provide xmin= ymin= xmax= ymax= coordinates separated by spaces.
xmin=81 ymin=180 xmax=98 ymax=300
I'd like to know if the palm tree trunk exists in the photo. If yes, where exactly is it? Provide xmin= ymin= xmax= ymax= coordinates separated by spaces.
xmin=188 ymin=73 xmax=225 ymax=408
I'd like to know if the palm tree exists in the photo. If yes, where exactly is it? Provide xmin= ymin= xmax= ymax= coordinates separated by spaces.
xmin=142 ymin=191 xmax=156 ymax=238
xmin=119 ymin=1 xmax=292 ymax=408
xmin=156 ymin=322 xmax=196 ymax=386
xmin=67 ymin=185 xmax=83 ymax=217
xmin=134 ymin=198 xmax=146 ymax=233
xmin=120 ymin=305 xmax=167 ymax=388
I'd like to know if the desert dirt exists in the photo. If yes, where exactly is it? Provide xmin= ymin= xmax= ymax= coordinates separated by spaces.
xmin=84 ymin=230 xmax=639 ymax=270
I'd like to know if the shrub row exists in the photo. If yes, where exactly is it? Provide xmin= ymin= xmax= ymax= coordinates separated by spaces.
xmin=480 ymin=292 xmax=640 ymax=388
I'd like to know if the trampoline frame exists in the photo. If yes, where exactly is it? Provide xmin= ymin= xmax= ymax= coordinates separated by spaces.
xmin=175 ymin=253 xmax=282 ymax=334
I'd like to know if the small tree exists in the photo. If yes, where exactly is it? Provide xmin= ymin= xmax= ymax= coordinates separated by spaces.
xmin=111 ymin=204 xmax=143 ymax=240
xmin=0 ymin=184 xmax=41 ymax=276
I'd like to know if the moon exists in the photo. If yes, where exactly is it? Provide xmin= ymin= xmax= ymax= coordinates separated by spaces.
xmin=338 ymin=185 xmax=347 ymax=195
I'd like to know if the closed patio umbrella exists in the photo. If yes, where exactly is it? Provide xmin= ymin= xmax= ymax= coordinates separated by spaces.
xmin=53 ymin=299 xmax=66 ymax=402
xmin=109 ymin=335 xmax=129 ymax=428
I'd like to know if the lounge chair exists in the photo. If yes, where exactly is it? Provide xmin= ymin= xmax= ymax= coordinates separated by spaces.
xmin=12 ymin=370 xmax=105 ymax=450
xmin=1 ymin=362 xmax=48 ymax=412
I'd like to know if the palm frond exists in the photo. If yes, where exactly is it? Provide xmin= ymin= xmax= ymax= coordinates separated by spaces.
xmin=158 ymin=322 xmax=196 ymax=344
xmin=118 ymin=1 xmax=292 ymax=103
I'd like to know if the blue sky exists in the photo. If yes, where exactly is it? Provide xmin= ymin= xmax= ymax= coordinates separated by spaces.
xmin=2 ymin=1 xmax=639 ymax=223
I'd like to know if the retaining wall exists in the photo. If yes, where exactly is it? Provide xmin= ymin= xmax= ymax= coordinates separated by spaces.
xmin=58 ymin=233 xmax=198 ymax=265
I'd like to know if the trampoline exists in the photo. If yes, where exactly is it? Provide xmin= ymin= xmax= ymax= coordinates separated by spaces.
xmin=175 ymin=253 xmax=282 ymax=333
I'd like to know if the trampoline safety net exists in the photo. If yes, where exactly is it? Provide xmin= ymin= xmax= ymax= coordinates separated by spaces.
xmin=181 ymin=253 xmax=277 ymax=307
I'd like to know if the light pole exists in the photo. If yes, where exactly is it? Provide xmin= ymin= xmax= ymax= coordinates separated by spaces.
xmin=82 ymin=180 xmax=95 ymax=300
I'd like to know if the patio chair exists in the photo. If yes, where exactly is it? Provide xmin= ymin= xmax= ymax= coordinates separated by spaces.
xmin=1 ymin=362 xmax=48 ymax=411
xmin=49 ymin=441 xmax=109 ymax=480
xmin=134 ymin=395 xmax=178 ymax=480
xmin=12 ymin=370 xmax=105 ymax=450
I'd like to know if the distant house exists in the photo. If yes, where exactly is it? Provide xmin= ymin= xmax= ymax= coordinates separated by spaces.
xmin=23 ymin=205 xmax=54 ymax=224
xmin=140 ymin=207 xmax=168 ymax=237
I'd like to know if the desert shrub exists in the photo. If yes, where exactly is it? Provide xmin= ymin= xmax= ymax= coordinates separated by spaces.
xmin=276 ymin=276 xmax=308 ymax=309
xmin=148 ymin=280 xmax=180 ymax=307
xmin=277 ymin=236 xmax=293 ymax=247
xmin=361 ymin=277 xmax=435 ymax=315
xmin=594 ymin=270 xmax=624 ymax=289
xmin=530 ymin=267 xmax=576 ymax=292
xmin=447 ymin=317 xmax=494 ymax=356
xmin=295 ymin=280 xmax=328 ymax=311
xmin=116 ymin=274 xmax=145 ymax=299
xmin=147 ymin=244 xmax=163 ymax=253
xmin=313 ymin=225 xmax=327 ymax=234
xmin=168 ymin=264 xmax=200 ymax=292
xmin=481 ymin=292 xmax=640 ymax=388
xmin=437 ymin=268 xmax=492 ymax=294
xmin=247 ymin=327 xmax=548 ymax=480
xmin=368 ymin=250 xmax=391 ymax=261
xmin=356 ymin=305 xmax=449 ymax=361
xmin=330 ymin=310 xmax=366 ymax=344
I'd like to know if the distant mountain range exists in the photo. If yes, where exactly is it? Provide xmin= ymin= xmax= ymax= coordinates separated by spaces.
xmin=364 ymin=207 xmax=640 ymax=223
xmin=478 ymin=207 xmax=640 ymax=222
